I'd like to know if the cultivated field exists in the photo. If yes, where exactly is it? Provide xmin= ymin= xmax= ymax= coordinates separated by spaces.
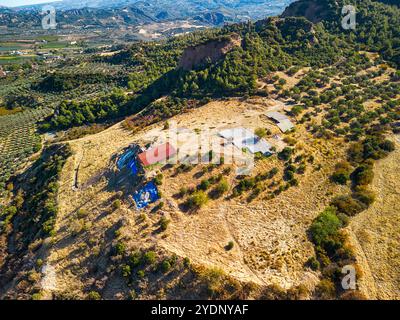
xmin=0 ymin=107 xmax=52 ymax=196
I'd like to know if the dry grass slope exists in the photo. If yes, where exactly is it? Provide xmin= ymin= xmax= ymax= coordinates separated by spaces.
xmin=39 ymin=98 xmax=352 ymax=298
xmin=348 ymin=135 xmax=400 ymax=300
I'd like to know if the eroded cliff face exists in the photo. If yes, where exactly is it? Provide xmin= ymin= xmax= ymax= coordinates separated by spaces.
xmin=178 ymin=34 xmax=242 ymax=71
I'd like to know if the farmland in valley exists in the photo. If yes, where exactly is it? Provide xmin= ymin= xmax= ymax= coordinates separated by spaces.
xmin=0 ymin=108 xmax=52 ymax=195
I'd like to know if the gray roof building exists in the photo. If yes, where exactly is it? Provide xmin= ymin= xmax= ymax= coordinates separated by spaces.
xmin=266 ymin=111 xmax=295 ymax=133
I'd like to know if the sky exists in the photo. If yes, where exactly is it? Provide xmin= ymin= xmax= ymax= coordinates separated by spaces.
xmin=0 ymin=0 xmax=59 ymax=7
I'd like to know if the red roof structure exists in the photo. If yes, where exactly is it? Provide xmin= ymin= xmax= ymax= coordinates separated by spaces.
xmin=138 ymin=142 xmax=177 ymax=167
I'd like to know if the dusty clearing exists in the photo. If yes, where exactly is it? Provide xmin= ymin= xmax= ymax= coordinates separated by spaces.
xmin=45 ymin=98 xmax=347 ymax=297
xmin=348 ymin=135 xmax=400 ymax=300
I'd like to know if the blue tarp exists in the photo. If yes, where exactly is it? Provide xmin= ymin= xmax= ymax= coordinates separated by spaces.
xmin=127 ymin=158 xmax=138 ymax=176
xmin=117 ymin=149 xmax=138 ymax=176
xmin=117 ymin=150 xmax=134 ymax=170
xmin=133 ymin=181 xmax=160 ymax=209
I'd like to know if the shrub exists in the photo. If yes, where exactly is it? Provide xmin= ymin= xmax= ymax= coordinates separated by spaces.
xmin=87 ymin=291 xmax=101 ymax=300
xmin=331 ymin=195 xmax=366 ymax=216
xmin=129 ymin=252 xmax=142 ymax=268
xmin=212 ymin=179 xmax=229 ymax=198
xmin=186 ymin=191 xmax=208 ymax=209
xmin=331 ymin=161 xmax=352 ymax=185
xmin=6 ymin=182 xmax=13 ymax=192
xmin=225 ymin=241 xmax=234 ymax=251
xmin=283 ymin=136 xmax=297 ymax=146
xmin=2 ymin=205 xmax=17 ymax=225
xmin=28 ymin=270 xmax=41 ymax=283
xmin=121 ymin=264 xmax=131 ymax=277
xmin=290 ymin=105 xmax=304 ymax=116
xmin=337 ymin=212 xmax=350 ymax=227
xmin=348 ymin=142 xmax=364 ymax=163
xmin=77 ymin=208 xmax=88 ymax=219
xmin=154 ymin=173 xmax=163 ymax=186
xmin=331 ymin=171 xmax=349 ymax=185
xmin=306 ymin=256 xmax=320 ymax=271
xmin=183 ymin=257 xmax=191 ymax=268
xmin=255 ymin=128 xmax=267 ymax=138
xmin=269 ymin=167 xmax=279 ymax=178
xmin=32 ymin=292 xmax=43 ymax=300
xmin=278 ymin=147 xmax=293 ymax=161
xmin=309 ymin=207 xmax=343 ymax=249
xmin=348 ymin=136 xmax=395 ymax=163
xmin=129 ymin=289 xmax=137 ymax=300
xmin=233 ymin=177 xmax=256 ymax=195
xmin=297 ymin=164 xmax=306 ymax=174
xmin=341 ymin=290 xmax=368 ymax=300
xmin=352 ymin=164 xmax=374 ymax=186
xmin=199 ymin=267 xmax=226 ymax=298
xmin=314 ymin=279 xmax=336 ymax=299
xmin=137 ymin=270 xmax=145 ymax=278
xmin=115 ymin=242 xmax=126 ymax=255
xmin=159 ymin=216 xmax=170 ymax=231
xmin=36 ymin=259 xmax=44 ymax=269
xmin=278 ymin=78 xmax=287 ymax=85
xmin=352 ymin=189 xmax=375 ymax=206
xmin=379 ymin=140 xmax=395 ymax=152
xmin=143 ymin=251 xmax=157 ymax=265
xmin=284 ymin=169 xmax=294 ymax=181
xmin=179 ymin=187 xmax=188 ymax=197
xmin=160 ymin=260 xmax=172 ymax=273
xmin=155 ymin=201 xmax=164 ymax=211
xmin=198 ymin=179 xmax=211 ymax=191
xmin=112 ymin=199 xmax=121 ymax=210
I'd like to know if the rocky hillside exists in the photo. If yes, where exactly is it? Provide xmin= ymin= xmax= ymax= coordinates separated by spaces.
xmin=178 ymin=34 xmax=242 ymax=70
xmin=1 ymin=0 xmax=399 ymax=301
xmin=282 ymin=0 xmax=400 ymax=67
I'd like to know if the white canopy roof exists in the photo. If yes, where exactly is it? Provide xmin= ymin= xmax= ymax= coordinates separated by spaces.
xmin=277 ymin=119 xmax=295 ymax=133
xmin=218 ymin=128 xmax=273 ymax=155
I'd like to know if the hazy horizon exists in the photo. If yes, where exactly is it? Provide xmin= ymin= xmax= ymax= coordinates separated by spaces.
xmin=0 ymin=0 xmax=59 ymax=7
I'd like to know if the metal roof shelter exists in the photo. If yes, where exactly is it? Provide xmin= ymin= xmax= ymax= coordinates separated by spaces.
xmin=266 ymin=111 xmax=289 ymax=122
xmin=218 ymin=128 xmax=273 ymax=155
xmin=277 ymin=119 xmax=295 ymax=133
xmin=138 ymin=142 xmax=177 ymax=167
xmin=266 ymin=111 xmax=295 ymax=133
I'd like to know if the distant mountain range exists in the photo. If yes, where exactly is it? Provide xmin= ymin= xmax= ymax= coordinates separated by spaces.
xmin=0 ymin=0 xmax=294 ymax=29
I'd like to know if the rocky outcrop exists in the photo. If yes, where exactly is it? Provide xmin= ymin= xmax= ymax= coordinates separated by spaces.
xmin=178 ymin=34 xmax=242 ymax=71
